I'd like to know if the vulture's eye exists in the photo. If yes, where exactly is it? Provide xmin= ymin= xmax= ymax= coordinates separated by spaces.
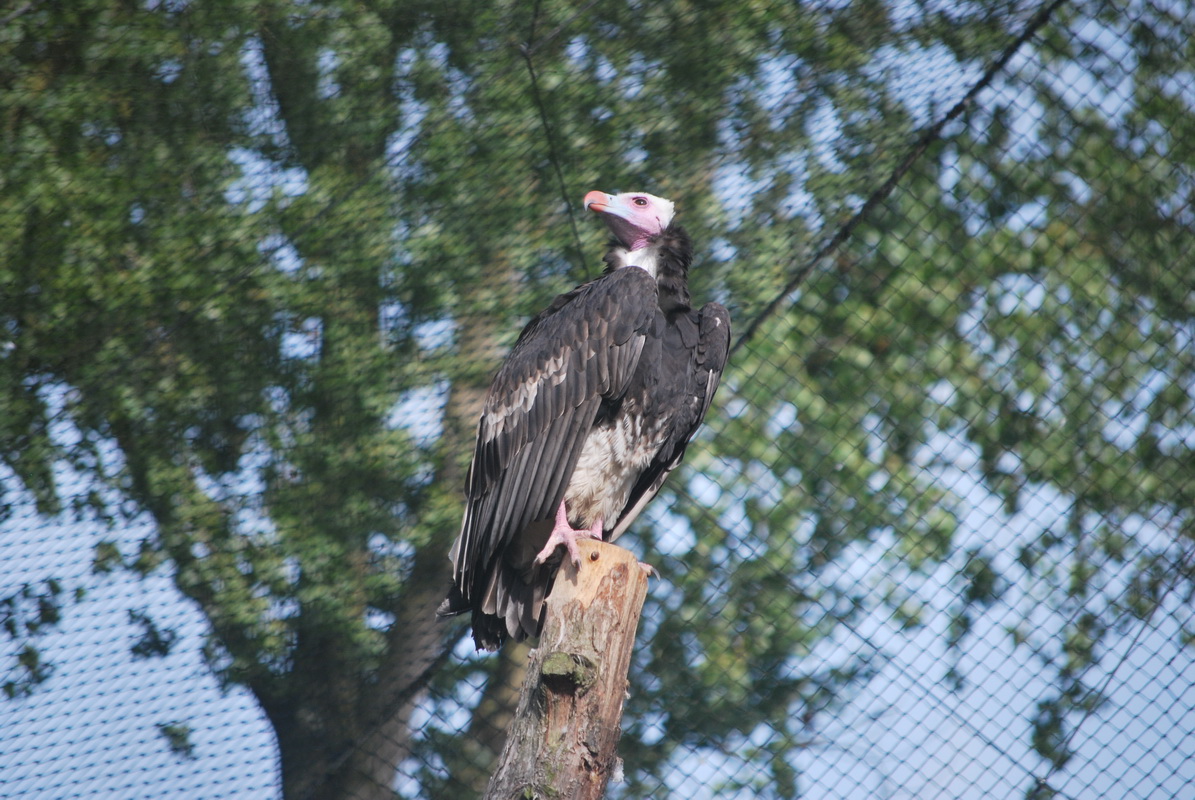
xmin=633 ymin=197 xmax=648 ymax=206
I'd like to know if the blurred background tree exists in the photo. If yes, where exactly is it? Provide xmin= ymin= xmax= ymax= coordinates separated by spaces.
xmin=2 ymin=1 xmax=1191 ymax=798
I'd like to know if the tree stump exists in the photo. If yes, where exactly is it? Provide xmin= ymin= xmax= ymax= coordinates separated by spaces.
xmin=482 ymin=539 xmax=650 ymax=800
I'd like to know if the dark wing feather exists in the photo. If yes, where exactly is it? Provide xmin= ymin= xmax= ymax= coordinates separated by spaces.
xmin=607 ymin=301 xmax=731 ymax=540
xmin=442 ymin=268 xmax=658 ymax=627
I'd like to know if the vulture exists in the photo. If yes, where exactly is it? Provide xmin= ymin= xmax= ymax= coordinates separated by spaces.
xmin=438 ymin=190 xmax=731 ymax=651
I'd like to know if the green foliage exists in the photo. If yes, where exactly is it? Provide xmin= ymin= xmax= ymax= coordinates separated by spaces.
xmin=1 ymin=581 xmax=66 ymax=697
xmin=129 ymin=609 xmax=179 ymax=660
xmin=157 ymin=722 xmax=197 ymax=760
xmin=3 ymin=645 xmax=52 ymax=700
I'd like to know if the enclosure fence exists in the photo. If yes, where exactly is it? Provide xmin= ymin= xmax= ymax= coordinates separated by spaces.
xmin=2 ymin=1 xmax=1193 ymax=798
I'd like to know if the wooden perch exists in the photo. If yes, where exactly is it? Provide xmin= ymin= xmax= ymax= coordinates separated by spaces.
xmin=483 ymin=539 xmax=650 ymax=800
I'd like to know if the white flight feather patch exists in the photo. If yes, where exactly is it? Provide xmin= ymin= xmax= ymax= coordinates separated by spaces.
xmin=481 ymin=348 xmax=571 ymax=442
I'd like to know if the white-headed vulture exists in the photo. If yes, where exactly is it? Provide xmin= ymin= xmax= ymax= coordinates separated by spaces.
xmin=438 ymin=191 xmax=730 ymax=651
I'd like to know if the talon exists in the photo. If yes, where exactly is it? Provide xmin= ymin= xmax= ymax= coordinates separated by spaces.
xmin=638 ymin=561 xmax=658 ymax=578
xmin=534 ymin=501 xmax=603 ymax=567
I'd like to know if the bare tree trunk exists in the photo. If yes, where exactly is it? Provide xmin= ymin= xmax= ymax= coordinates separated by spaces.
xmin=483 ymin=540 xmax=649 ymax=800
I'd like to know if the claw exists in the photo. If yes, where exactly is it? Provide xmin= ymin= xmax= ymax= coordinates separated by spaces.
xmin=534 ymin=501 xmax=603 ymax=567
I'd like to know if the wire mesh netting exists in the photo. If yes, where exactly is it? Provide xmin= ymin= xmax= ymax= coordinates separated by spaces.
xmin=2 ymin=0 xmax=1193 ymax=798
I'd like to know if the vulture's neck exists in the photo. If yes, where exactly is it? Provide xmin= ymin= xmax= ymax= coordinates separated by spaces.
xmin=604 ymin=224 xmax=692 ymax=313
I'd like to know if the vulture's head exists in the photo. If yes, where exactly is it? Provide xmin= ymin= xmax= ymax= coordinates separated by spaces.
xmin=584 ymin=190 xmax=675 ymax=251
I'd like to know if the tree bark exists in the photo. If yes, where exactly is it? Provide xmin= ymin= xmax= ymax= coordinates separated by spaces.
xmin=483 ymin=540 xmax=649 ymax=800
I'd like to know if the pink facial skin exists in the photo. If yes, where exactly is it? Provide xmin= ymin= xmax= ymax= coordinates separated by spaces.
xmin=584 ymin=191 xmax=675 ymax=251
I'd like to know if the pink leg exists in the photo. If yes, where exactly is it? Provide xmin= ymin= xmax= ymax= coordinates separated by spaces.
xmin=534 ymin=501 xmax=604 ymax=567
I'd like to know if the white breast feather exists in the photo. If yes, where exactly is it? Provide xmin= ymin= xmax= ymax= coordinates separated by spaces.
xmin=608 ymin=245 xmax=660 ymax=279
xmin=565 ymin=410 xmax=665 ymax=538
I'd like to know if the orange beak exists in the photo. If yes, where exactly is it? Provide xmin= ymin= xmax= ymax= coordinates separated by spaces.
xmin=584 ymin=190 xmax=612 ymax=213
